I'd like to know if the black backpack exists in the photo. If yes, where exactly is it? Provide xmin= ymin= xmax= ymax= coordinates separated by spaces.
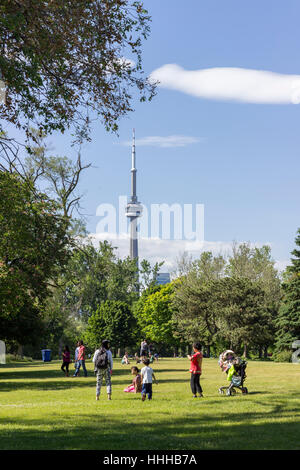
xmin=95 ymin=347 xmax=108 ymax=369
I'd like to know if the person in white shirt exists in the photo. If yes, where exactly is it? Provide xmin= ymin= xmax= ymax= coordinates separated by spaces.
xmin=141 ymin=358 xmax=158 ymax=401
xmin=74 ymin=341 xmax=80 ymax=375
xmin=93 ymin=339 xmax=113 ymax=401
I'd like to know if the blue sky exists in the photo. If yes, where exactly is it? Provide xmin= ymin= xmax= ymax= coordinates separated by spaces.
xmin=49 ymin=0 xmax=300 ymax=272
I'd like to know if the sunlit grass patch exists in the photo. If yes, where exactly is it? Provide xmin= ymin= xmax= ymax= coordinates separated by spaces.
xmin=0 ymin=358 xmax=300 ymax=450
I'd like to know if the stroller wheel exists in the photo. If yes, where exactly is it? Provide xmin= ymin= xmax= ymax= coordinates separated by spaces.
xmin=242 ymin=387 xmax=248 ymax=394
xmin=226 ymin=389 xmax=232 ymax=396
xmin=218 ymin=388 xmax=224 ymax=395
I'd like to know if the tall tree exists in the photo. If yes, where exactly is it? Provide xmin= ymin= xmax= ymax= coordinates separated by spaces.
xmin=172 ymin=274 xmax=219 ymax=348
xmin=0 ymin=172 xmax=71 ymax=346
xmin=139 ymin=259 xmax=164 ymax=291
xmin=214 ymin=277 xmax=267 ymax=357
xmin=275 ymin=229 xmax=300 ymax=352
xmin=173 ymin=274 xmax=267 ymax=356
xmin=50 ymin=240 xmax=138 ymax=323
xmin=24 ymin=129 xmax=91 ymax=221
xmin=134 ymin=282 xmax=180 ymax=348
xmin=193 ymin=251 xmax=226 ymax=281
xmin=226 ymin=242 xmax=282 ymax=355
xmin=85 ymin=300 xmax=138 ymax=354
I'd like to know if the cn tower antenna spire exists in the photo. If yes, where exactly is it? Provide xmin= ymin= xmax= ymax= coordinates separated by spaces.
xmin=132 ymin=128 xmax=136 ymax=168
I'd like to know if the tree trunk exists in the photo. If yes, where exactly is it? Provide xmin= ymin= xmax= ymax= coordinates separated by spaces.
xmin=17 ymin=344 xmax=24 ymax=359
xmin=258 ymin=346 xmax=263 ymax=359
xmin=58 ymin=337 xmax=64 ymax=360
xmin=243 ymin=344 xmax=247 ymax=358
xmin=263 ymin=346 xmax=268 ymax=359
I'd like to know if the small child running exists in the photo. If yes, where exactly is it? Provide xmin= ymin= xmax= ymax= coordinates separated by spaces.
xmin=141 ymin=358 xmax=158 ymax=401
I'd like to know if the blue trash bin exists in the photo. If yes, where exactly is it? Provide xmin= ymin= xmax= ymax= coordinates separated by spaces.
xmin=41 ymin=349 xmax=52 ymax=362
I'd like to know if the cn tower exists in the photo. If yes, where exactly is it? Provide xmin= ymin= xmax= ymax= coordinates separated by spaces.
xmin=126 ymin=129 xmax=143 ymax=264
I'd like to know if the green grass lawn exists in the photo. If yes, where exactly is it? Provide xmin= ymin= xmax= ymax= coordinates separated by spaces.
xmin=0 ymin=358 xmax=300 ymax=450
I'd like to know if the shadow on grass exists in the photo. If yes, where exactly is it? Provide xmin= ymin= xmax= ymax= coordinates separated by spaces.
xmin=1 ymin=405 xmax=300 ymax=450
xmin=0 ymin=362 xmax=46 ymax=369
xmin=0 ymin=365 xmax=140 ymax=391
xmin=0 ymin=365 xmax=133 ymax=380
xmin=0 ymin=377 xmax=137 ymax=392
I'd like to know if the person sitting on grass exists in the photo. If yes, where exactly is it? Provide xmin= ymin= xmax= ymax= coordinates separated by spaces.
xmin=123 ymin=366 xmax=142 ymax=393
xmin=149 ymin=353 xmax=154 ymax=364
xmin=134 ymin=352 xmax=140 ymax=363
xmin=188 ymin=342 xmax=204 ymax=398
xmin=61 ymin=345 xmax=71 ymax=377
xmin=141 ymin=358 xmax=158 ymax=401
xmin=121 ymin=352 xmax=130 ymax=365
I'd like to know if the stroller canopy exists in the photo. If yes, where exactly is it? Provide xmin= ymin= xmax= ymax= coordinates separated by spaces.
xmin=218 ymin=350 xmax=237 ymax=372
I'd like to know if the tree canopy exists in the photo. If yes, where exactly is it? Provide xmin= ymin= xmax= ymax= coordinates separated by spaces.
xmin=0 ymin=172 xmax=71 ymax=345
xmin=275 ymin=229 xmax=300 ymax=352
xmin=85 ymin=299 xmax=138 ymax=352
xmin=0 ymin=0 xmax=156 ymax=141
xmin=134 ymin=282 xmax=179 ymax=347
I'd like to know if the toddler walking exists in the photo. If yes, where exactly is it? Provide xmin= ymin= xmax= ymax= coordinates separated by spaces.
xmin=141 ymin=358 xmax=158 ymax=401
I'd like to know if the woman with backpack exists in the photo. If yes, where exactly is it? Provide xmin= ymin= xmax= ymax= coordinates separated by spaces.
xmin=93 ymin=339 xmax=113 ymax=401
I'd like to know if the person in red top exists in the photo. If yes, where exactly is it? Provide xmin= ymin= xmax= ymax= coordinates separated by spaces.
xmin=188 ymin=342 xmax=204 ymax=398
xmin=73 ymin=340 xmax=88 ymax=377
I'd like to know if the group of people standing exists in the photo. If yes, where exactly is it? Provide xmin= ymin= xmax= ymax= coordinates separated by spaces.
xmin=60 ymin=339 xmax=204 ymax=400
xmin=61 ymin=340 xmax=88 ymax=377
xmin=93 ymin=339 xmax=158 ymax=401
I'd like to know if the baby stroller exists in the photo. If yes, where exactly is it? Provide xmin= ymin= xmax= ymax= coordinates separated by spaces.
xmin=218 ymin=351 xmax=248 ymax=396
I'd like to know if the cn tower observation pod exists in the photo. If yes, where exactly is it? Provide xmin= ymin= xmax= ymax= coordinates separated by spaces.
xmin=126 ymin=202 xmax=143 ymax=218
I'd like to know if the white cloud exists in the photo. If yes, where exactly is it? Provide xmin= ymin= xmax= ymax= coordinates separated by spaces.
xmin=274 ymin=259 xmax=289 ymax=273
xmin=150 ymin=64 xmax=300 ymax=104
xmin=118 ymin=57 xmax=136 ymax=68
xmin=120 ymin=135 xmax=202 ymax=148
xmin=88 ymin=233 xmax=284 ymax=273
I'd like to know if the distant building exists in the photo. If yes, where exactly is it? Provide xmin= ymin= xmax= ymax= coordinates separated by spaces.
xmin=156 ymin=273 xmax=171 ymax=285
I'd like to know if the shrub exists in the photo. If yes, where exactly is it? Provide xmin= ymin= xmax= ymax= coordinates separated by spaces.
xmin=5 ymin=354 xmax=33 ymax=363
xmin=273 ymin=350 xmax=292 ymax=363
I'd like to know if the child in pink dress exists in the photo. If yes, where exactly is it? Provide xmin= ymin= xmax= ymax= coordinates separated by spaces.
xmin=124 ymin=366 xmax=142 ymax=393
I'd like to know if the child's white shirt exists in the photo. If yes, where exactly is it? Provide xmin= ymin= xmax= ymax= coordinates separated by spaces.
xmin=141 ymin=366 xmax=154 ymax=383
